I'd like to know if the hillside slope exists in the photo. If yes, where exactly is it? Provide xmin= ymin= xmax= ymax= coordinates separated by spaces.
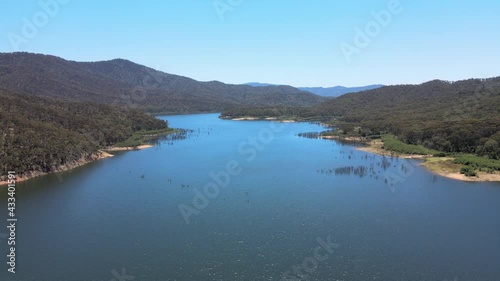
xmin=0 ymin=53 xmax=326 ymax=113
xmin=0 ymin=91 xmax=169 ymax=182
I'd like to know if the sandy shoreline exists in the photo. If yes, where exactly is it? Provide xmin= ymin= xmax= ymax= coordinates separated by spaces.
xmin=231 ymin=117 xmax=258 ymax=121
xmin=230 ymin=117 xmax=296 ymax=123
xmin=429 ymin=171 xmax=500 ymax=182
xmin=103 ymin=144 xmax=153 ymax=151
xmin=322 ymin=135 xmax=371 ymax=143
xmin=419 ymin=157 xmax=500 ymax=182
xmin=350 ymin=139 xmax=500 ymax=182
xmin=0 ymin=145 xmax=152 ymax=186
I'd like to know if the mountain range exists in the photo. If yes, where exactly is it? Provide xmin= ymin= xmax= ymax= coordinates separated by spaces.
xmin=299 ymin=85 xmax=384 ymax=97
xmin=246 ymin=82 xmax=384 ymax=97
xmin=0 ymin=53 xmax=327 ymax=114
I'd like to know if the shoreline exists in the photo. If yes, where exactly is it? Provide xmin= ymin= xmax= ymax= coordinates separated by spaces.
xmin=0 ymin=145 xmax=153 ymax=186
xmin=102 ymin=144 xmax=154 ymax=152
xmin=421 ymin=157 xmax=500 ymax=182
xmin=227 ymin=117 xmax=297 ymax=123
xmin=351 ymin=139 xmax=500 ymax=182
xmin=321 ymin=135 xmax=371 ymax=143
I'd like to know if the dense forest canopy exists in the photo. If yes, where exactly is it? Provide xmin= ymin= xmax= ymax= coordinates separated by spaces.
xmin=0 ymin=91 xmax=168 ymax=181
xmin=0 ymin=52 xmax=326 ymax=114
xmin=221 ymin=77 xmax=500 ymax=159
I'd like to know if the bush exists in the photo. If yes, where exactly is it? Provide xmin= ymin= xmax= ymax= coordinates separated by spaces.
xmin=454 ymin=155 xmax=500 ymax=171
xmin=460 ymin=166 xmax=477 ymax=177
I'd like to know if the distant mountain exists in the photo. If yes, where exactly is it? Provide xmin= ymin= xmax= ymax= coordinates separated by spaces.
xmin=245 ymin=82 xmax=384 ymax=97
xmin=299 ymin=85 xmax=384 ymax=97
xmin=0 ymin=53 xmax=327 ymax=114
xmin=245 ymin=82 xmax=281 ymax=87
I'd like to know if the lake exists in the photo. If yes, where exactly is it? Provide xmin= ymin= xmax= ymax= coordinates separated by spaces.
xmin=1 ymin=113 xmax=499 ymax=281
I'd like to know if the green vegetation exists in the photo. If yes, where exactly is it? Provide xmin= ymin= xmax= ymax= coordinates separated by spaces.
xmin=460 ymin=166 xmax=477 ymax=177
xmin=317 ymin=78 xmax=500 ymax=159
xmin=319 ymin=130 xmax=343 ymax=137
xmin=0 ymin=91 xmax=169 ymax=182
xmin=114 ymin=128 xmax=175 ymax=147
xmin=381 ymin=135 xmax=438 ymax=155
xmin=421 ymin=157 xmax=458 ymax=174
xmin=454 ymin=155 xmax=500 ymax=171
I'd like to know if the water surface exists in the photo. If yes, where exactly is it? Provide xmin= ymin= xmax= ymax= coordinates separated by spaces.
xmin=1 ymin=113 xmax=499 ymax=281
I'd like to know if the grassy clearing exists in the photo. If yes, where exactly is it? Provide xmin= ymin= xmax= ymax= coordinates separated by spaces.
xmin=422 ymin=157 xmax=460 ymax=174
xmin=114 ymin=128 xmax=175 ymax=147
xmin=381 ymin=135 xmax=439 ymax=155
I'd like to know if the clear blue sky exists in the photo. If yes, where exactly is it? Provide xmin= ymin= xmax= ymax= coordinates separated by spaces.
xmin=1 ymin=0 xmax=499 ymax=87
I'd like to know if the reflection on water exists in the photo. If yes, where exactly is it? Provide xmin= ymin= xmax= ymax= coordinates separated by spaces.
xmin=317 ymin=154 xmax=414 ymax=184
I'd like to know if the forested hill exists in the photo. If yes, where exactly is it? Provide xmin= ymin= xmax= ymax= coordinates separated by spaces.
xmin=0 ymin=52 xmax=326 ymax=114
xmin=316 ymin=78 xmax=500 ymax=118
xmin=0 ymin=91 xmax=169 ymax=182
xmin=222 ymin=77 xmax=500 ymax=158
xmin=318 ymin=77 xmax=500 ymax=156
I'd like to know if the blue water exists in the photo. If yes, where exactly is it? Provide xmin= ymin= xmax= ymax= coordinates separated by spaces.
xmin=0 ymin=113 xmax=499 ymax=281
